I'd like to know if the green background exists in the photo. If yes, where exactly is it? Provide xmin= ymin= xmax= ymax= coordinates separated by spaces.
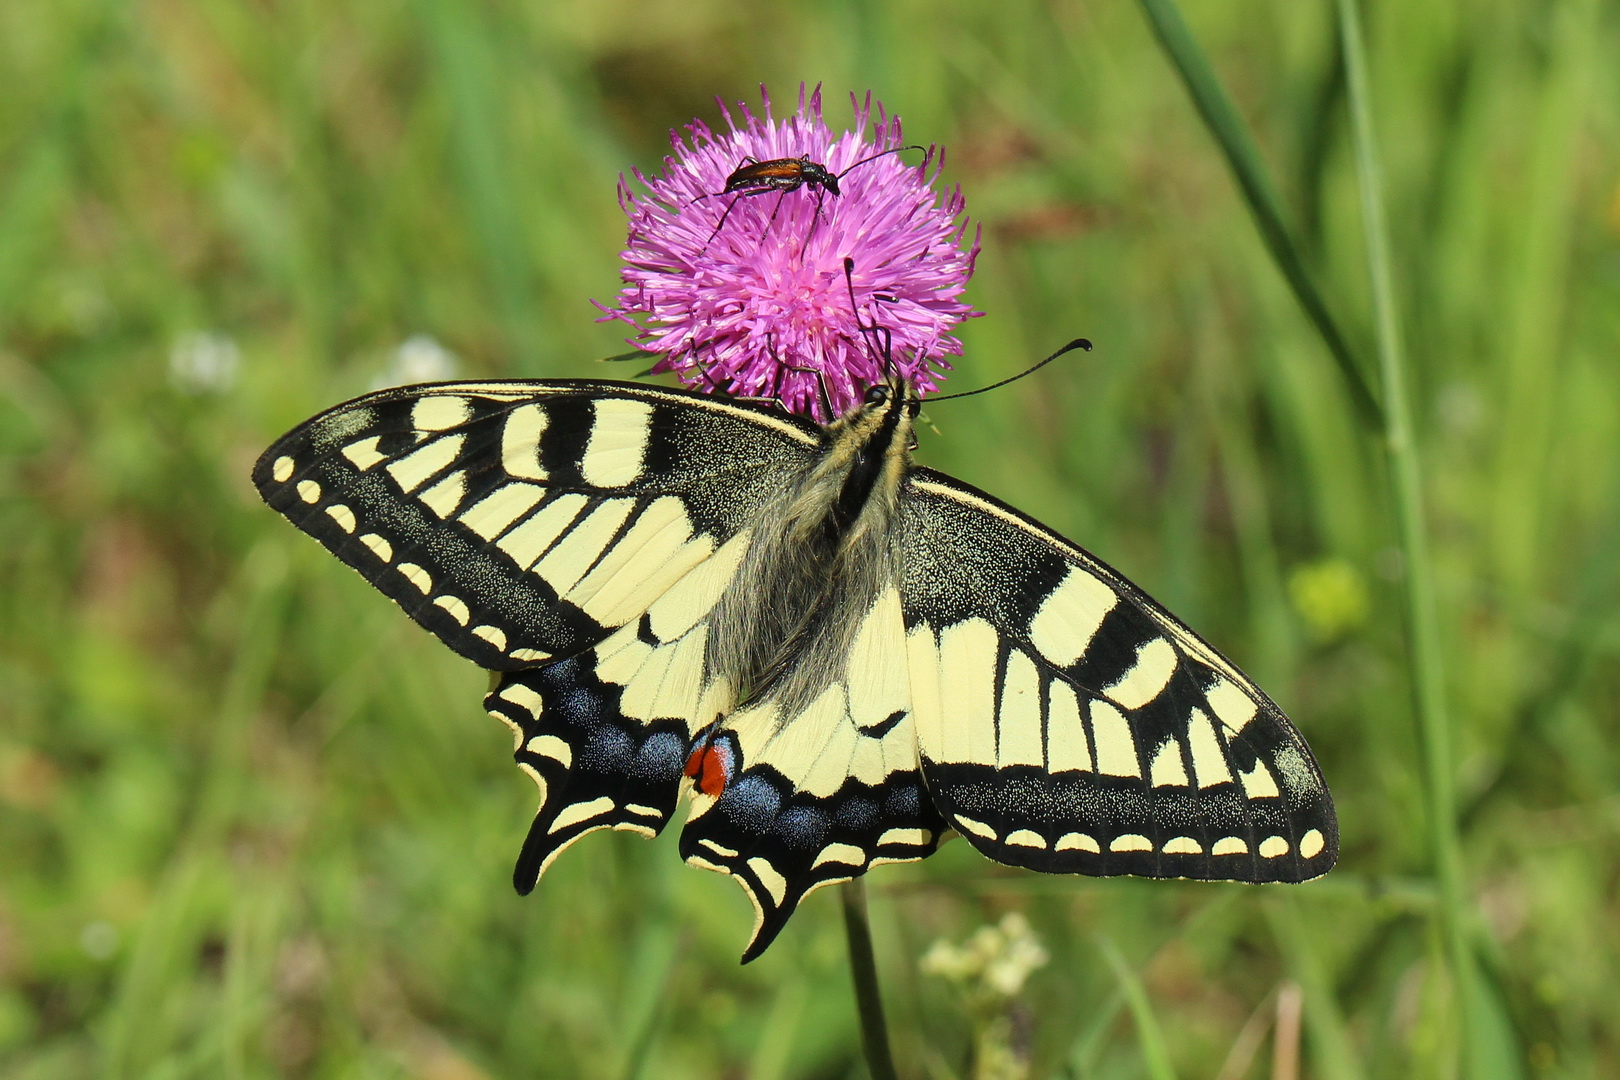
xmin=2 ymin=0 xmax=1616 ymax=1076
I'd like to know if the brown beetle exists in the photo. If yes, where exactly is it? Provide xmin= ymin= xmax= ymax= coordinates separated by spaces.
xmin=699 ymin=145 xmax=924 ymax=251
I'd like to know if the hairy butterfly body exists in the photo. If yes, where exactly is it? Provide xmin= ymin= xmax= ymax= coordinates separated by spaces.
xmin=255 ymin=376 xmax=1337 ymax=961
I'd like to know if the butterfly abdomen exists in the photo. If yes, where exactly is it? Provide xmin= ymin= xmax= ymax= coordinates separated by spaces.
xmin=704 ymin=382 xmax=916 ymax=717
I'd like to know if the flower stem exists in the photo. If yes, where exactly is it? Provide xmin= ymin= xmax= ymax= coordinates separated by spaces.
xmin=840 ymin=879 xmax=900 ymax=1080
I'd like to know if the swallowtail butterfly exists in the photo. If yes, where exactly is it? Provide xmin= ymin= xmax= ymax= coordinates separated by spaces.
xmin=255 ymin=376 xmax=1337 ymax=960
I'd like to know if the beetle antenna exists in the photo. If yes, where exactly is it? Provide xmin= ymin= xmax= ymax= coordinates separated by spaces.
xmin=835 ymin=144 xmax=927 ymax=180
xmin=802 ymin=146 xmax=927 ymax=257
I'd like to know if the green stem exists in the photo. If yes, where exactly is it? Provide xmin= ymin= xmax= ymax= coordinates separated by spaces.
xmin=1136 ymin=0 xmax=1383 ymax=430
xmin=1139 ymin=0 xmax=1474 ymax=1071
xmin=1096 ymin=937 xmax=1178 ymax=1080
xmin=1334 ymin=0 xmax=1472 ymax=1070
xmin=840 ymin=879 xmax=900 ymax=1080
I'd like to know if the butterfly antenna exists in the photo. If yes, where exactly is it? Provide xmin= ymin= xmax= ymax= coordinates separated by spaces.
xmin=842 ymin=257 xmax=894 ymax=380
xmin=928 ymin=339 xmax=1094 ymax=403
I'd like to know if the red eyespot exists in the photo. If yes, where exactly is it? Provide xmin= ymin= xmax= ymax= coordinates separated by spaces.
xmin=684 ymin=741 xmax=733 ymax=797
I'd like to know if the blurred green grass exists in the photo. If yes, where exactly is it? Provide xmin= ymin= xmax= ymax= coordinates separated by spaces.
xmin=2 ymin=0 xmax=1617 ymax=1076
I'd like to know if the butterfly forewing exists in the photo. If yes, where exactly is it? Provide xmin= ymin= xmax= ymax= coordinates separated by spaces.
xmin=255 ymin=381 xmax=820 ymax=662
xmin=899 ymin=470 xmax=1337 ymax=882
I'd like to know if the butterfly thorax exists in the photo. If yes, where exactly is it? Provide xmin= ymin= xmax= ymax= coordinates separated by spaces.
xmin=703 ymin=380 xmax=918 ymax=720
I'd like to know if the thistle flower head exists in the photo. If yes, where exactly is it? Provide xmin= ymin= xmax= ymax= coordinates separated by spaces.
xmin=601 ymin=85 xmax=981 ymax=421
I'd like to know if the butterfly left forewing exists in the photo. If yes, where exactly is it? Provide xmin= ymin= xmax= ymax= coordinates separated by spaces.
xmin=255 ymin=380 xmax=821 ymax=669
xmin=677 ymin=585 xmax=947 ymax=961
xmin=900 ymin=469 xmax=1337 ymax=884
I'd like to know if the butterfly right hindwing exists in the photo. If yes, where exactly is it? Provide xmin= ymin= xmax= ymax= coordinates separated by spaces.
xmin=900 ymin=469 xmax=1337 ymax=883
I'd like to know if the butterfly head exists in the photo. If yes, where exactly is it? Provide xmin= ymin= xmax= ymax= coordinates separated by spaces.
xmin=819 ymin=376 xmax=922 ymax=459
xmin=860 ymin=377 xmax=922 ymax=428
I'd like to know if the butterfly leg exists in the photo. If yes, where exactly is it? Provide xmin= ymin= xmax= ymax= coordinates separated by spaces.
xmin=841 ymin=258 xmax=896 ymax=380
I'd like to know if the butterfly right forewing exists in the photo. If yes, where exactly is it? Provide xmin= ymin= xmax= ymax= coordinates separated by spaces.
xmin=899 ymin=468 xmax=1338 ymax=883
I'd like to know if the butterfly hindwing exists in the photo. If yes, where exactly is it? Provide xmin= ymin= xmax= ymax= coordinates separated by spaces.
xmin=489 ymin=524 xmax=768 ymax=887
xmin=678 ymin=586 xmax=948 ymax=960
xmin=900 ymin=469 xmax=1337 ymax=883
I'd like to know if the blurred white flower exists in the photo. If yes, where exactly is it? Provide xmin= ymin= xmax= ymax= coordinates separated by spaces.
xmin=372 ymin=334 xmax=459 ymax=390
xmin=983 ymin=916 xmax=1049 ymax=997
xmin=80 ymin=920 xmax=119 ymax=960
xmin=921 ymin=912 xmax=1048 ymax=999
xmin=923 ymin=913 xmax=1047 ymax=1079
xmin=169 ymin=331 xmax=241 ymax=395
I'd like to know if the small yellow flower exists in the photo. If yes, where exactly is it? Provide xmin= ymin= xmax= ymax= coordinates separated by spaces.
xmin=1288 ymin=558 xmax=1370 ymax=642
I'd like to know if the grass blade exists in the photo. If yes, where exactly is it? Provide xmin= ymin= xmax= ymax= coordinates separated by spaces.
xmin=416 ymin=0 xmax=547 ymax=367
xmin=1334 ymin=0 xmax=1473 ymax=1073
xmin=1265 ymin=899 xmax=1366 ymax=1080
xmin=1096 ymin=936 xmax=1176 ymax=1080
xmin=1136 ymin=0 xmax=1382 ymax=428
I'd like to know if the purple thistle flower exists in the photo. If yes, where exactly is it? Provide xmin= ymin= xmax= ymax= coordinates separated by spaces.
xmin=599 ymin=84 xmax=981 ymax=422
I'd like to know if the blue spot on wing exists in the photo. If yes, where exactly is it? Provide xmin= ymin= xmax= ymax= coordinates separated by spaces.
xmin=634 ymin=731 xmax=686 ymax=779
xmin=720 ymin=775 xmax=782 ymax=828
xmin=772 ymin=805 xmax=828 ymax=850
xmin=836 ymin=797 xmax=877 ymax=831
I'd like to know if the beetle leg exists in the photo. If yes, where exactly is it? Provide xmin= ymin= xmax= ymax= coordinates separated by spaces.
xmin=760 ymin=190 xmax=791 ymax=242
xmin=701 ymin=195 xmax=741 ymax=252
xmin=798 ymin=185 xmax=833 ymax=260
xmin=702 ymin=185 xmax=788 ymax=252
